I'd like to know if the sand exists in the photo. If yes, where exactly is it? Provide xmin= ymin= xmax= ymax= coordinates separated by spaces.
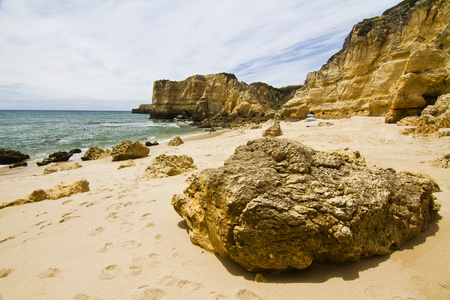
xmin=0 ymin=116 xmax=449 ymax=300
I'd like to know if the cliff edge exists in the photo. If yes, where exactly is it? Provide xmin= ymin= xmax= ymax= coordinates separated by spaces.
xmin=148 ymin=73 xmax=299 ymax=124
xmin=281 ymin=0 xmax=450 ymax=123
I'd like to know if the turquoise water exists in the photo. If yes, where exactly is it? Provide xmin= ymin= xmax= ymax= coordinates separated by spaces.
xmin=0 ymin=110 xmax=204 ymax=162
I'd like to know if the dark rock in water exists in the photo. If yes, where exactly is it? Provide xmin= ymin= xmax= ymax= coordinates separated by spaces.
xmin=0 ymin=149 xmax=30 ymax=165
xmin=145 ymin=141 xmax=159 ymax=147
xmin=9 ymin=162 xmax=28 ymax=168
xmin=172 ymin=138 xmax=441 ymax=272
xmin=37 ymin=151 xmax=73 ymax=166
xmin=69 ymin=149 xmax=82 ymax=154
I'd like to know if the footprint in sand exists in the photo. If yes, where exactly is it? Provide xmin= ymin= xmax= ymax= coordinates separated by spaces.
xmin=59 ymin=215 xmax=81 ymax=223
xmin=0 ymin=236 xmax=16 ymax=244
xmin=40 ymin=223 xmax=53 ymax=229
xmin=35 ymin=212 xmax=47 ymax=217
xmin=88 ymin=226 xmax=106 ymax=236
xmin=148 ymin=253 xmax=161 ymax=266
xmin=0 ymin=268 xmax=13 ymax=278
xmin=133 ymin=286 xmax=165 ymax=300
xmin=236 ymin=289 xmax=265 ymax=300
xmin=98 ymin=242 xmax=114 ymax=253
xmin=79 ymin=201 xmax=97 ymax=208
xmin=117 ymin=239 xmax=141 ymax=249
xmin=140 ymin=213 xmax=152 ymax=220
xmin=157 ymin=275 xmax=178 ymax=286
xmin=129 ymin=265 xmax=142 ymax=276
xmin=38 ymin=268 xmax=61 ymax=279
xmin=119 ymin=222 xmax=134 ymax=233
xmin=177 ymin=279 xmax=203 ymax=291
xmin=98 ymin=265 xmax=118 ymax=280
xmin=62 ymin=199 xmax=73 ymax=205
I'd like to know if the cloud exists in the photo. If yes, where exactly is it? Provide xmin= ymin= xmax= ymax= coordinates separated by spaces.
xmin=0 ymin=0 xmax=400 ymax=110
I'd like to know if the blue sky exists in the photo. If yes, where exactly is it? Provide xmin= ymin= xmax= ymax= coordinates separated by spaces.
xmin=0 ymin=0 xmax=400 ymax=110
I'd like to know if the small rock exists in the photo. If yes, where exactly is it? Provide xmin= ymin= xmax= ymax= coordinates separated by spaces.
xmin=168 ymin=136 xmax=184 ymax=146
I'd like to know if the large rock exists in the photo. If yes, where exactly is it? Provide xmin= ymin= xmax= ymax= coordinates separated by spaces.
xmin=0 ymin=149 xmax=29 ymax=165
xmin=0 ymin=179 xmax=90 ymax=209
xmin=172 ymin=138 xmax=440 ymax=272
xmin=262 ymin=119 xmax=283 ymax=137
xmin=37 ymin=151 xmax=73 ymax=166
xmin=81 ymin=147 xmax=111 ymax=161
xmin=148 ymin=73 xmax=299 ymax=121
xmin=146 ymin=154 xmax=197 ymax=178
xmin=168 ymin=136 xmax=184 ymax=146
xmin=281 ymin=0 xmax=450 ymax=123
xmin=111 ymin=141 xmax=149 ymax=161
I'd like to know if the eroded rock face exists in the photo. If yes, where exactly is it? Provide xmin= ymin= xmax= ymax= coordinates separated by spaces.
xmin=111 ymin=141 xmax=149 ymax=161
xmin=149 ymin=73 xmax=298 ymax=121
xmin=172 ymin=138 xmax=440 ymax=272
xmin=146 ymin=154 xmax=197 ymax=178
xmin=281 ymin=0 xmax=450 ymax=123
xmin=0 ymin=179 xmax=90 ymax=209
xmin=81 ymin=147 xmax=111 ymax=161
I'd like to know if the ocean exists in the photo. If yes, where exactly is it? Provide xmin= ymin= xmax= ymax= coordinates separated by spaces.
xmin=0 ymin=110 xmax=205 ymax=162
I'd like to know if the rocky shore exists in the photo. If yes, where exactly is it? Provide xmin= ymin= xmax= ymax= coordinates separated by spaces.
xmin=1 ymin=117 xmax=449 ymax=299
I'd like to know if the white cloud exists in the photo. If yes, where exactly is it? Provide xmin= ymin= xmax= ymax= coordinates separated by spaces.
xmin=0 ymin=0 xmax=400 ymax=110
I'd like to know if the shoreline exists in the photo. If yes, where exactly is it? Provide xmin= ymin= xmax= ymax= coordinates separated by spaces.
xmin=0 ymin=116 xmax=449 ymax=299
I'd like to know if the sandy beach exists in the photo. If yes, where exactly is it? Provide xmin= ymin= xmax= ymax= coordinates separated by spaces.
xmin=0 ymin=116 xmax=449 ymax=300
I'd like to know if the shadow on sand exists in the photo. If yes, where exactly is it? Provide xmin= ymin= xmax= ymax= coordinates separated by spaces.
xmin=212 ymin=215 xmax=442 ymax=283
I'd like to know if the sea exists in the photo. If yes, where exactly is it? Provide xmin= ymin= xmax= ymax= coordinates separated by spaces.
xmin=0 ymin=110 xmax=205 ymax=162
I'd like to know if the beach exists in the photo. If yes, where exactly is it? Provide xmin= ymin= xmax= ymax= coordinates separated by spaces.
xmin=0 ymin=116 xmax=449 ymax=299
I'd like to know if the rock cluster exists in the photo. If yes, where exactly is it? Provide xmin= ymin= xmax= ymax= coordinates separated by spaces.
xmin=397 ymin=93 xmax=450 ymax=136
xmin=0 ymin=179 xmax=90 ymax=209
xmin=111 ymin=141 xmax=149 ymax=161
xmin=281 ymin=0 xmax=450 ymax=123
xmin=172 ymin=138 xmax=440 ymax=272
xmin=146 ymin=154 xmax=197 ymax=178
xmin=81 ymin=147 xmax=111 ymax=161
xmin=0 ymin=149 xmax=29 ymax=165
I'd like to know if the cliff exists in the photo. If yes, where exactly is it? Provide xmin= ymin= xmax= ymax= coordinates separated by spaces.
xmin=131 ymin=104 xmax=152 ymax=114
xmin=148 ymin=73 xmax=299 ymax=123
xmin=281 ymin=0 xmax=450 ymax=123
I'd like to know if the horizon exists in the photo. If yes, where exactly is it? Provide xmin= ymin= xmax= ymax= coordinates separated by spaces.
xmin=0 ymin=0 xmax=400 ymax=111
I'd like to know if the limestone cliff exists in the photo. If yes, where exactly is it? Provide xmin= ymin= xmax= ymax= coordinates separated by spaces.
xmin=281 ymin=0 xmax=450 ymax=123
xmin=149 ymin=73 xmax=299 ymax=122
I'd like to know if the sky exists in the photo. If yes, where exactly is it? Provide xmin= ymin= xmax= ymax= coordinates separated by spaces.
xmin=0 ymin=0 xmax=401 ymax=111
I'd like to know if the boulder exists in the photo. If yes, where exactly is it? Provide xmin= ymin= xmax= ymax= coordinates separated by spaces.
xmin=43 ymin=162 xmax=82 ymax=174
xmin=37 ymin=151 xmax=73 ymax=166
xmin=111 ymin=140 xmax=149 ymax=161
xmin=262 ymin=120 xmax=283 ymax=137
xmin=146 ymin=154 xmax=197 ymax=178
xmin=145 ymin=141 xmax=159 ymax=147
xmin=81 ymin=147 xmax=111 ymax=161
xmin=69 ymin=149 xmax=82 ymax=155
xmin=172 ymin=138 xmax=440 ymax=272
xmin=168 ymin=136 xmax=184 ymax=146
xmin=0 ymin=149 xmax=29 ymax=165
xmin=0 ymin=179 xmax=90 ymax=209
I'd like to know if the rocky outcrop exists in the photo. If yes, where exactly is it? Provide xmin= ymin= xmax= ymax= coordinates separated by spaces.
xmin=428 ymin=153 xmax=450 ymax=168
xmin=43 ymin=162 xmax=82 ymax=174
xmin=146 ymin=154 xmax=197 ymax=178
xmin=0 ymin=179 xmax=90 ymax=209
xmin=0 ymin=149 xmax=29 ymax=165
xmin=397 ymin=93 xmax=449 ymax=136
xmin=281 ymin=0 xmax=450 ymax=123
xmin=262 ymin=119 xmax=283 ymax=137
xmin=111 ymin=141 xmax=149 ymax=161
xmin=81 ymin=147 xmax=111 ymax=161
xmin=149 ymin=73 xmax=299 ymax=123
xmin=168 ymin=136 xmax=184 ymax=146
xmin=37 ymin=151 xmax=73 ymax=166
xmin=132 ymin=104 xmax=152 ymax=114
xmin=172 ymin=138 xmax=440 ymax=272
